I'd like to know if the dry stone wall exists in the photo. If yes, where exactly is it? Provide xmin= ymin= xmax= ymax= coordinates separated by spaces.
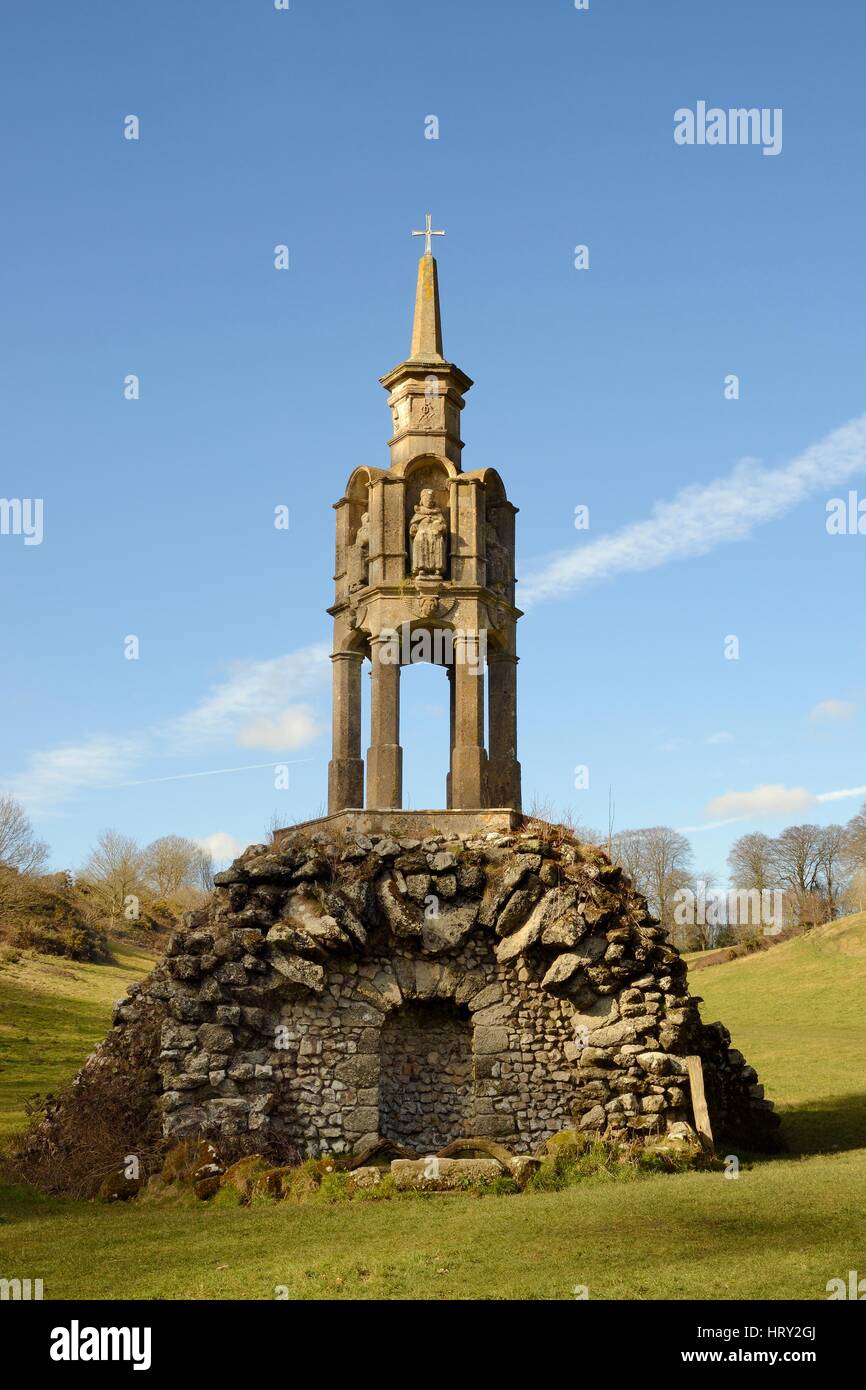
xmin=379 ymin=1000 xmax=473 ymax=1151
xmin=102 ymin=822 xmax=779 ymax=1158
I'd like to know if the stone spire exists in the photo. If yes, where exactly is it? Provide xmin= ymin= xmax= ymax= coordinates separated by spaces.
xmin=380 ymin=227 xmax=472 ymax=471
xmin=409 ymin=252 xmax=444 ymax=361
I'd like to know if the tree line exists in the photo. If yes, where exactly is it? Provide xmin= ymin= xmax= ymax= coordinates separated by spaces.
xmin=528 ymin=796 xmax=866 ymax=951
xmin=603 ymin=809 xmax=866 ymax=949
xmin=0 ymin=793 xmax=214 ymax=961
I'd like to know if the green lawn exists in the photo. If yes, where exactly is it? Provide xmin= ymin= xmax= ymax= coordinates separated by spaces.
xmin=0 ymin=919 xmax=864 ymax=1300
xmin=0 ymin=939 xmax=157 ymax=1139
xmin=1 ymin=1150 xmax=862 ymax=1300
xmin=692 ymin=913 xmax=866 ymax=1155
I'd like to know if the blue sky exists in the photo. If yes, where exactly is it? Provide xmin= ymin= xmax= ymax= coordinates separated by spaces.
xmin=2 ymin=0 xmax=865 ymax=878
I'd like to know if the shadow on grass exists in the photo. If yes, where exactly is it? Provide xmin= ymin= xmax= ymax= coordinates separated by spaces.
xmin=741 ymin=1092 xmax=866 ymax=1163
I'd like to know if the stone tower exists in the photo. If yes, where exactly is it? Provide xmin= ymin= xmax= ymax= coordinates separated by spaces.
xmin=327 ymin=229 xmax=522 ymax=814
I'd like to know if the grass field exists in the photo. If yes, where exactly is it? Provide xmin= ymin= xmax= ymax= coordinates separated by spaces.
xmin=0 ymin=939 xmax=158 ymax=1139
xmin=1 ymin=918 xmax=864 ymax=1300
xmin=692 ymin=913 xmax=866 ymax=1155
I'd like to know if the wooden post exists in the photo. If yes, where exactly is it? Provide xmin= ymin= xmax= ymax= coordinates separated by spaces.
xmin=685 ymin=1054 xmax=714 ymax=1148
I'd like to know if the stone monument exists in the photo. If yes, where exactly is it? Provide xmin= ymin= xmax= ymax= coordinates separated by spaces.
xmin=20 ymin=223 xmax=779 ymax=1187
xmin=327 ymin=221 xmax=521 ymax=816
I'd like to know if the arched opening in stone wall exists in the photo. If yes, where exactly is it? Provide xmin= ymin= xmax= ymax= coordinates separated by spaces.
xmin=378 ymin=999 xmax=474 ymax=1152
xmin=399 ymin=656 xmax=451 ymax=809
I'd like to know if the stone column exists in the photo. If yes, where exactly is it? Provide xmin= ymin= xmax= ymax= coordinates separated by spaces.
xmin=446 ymin=665 xmax=455 ymax=809
xmin=327 ymin=651 xmax=364 ymax=812
xmin=451 ymin=633 xmax=487 ymax=808
xmin=366 ymin=637 xmax=402 ymax=808
xmin=487 ymin=651 xmax=521 ymax=810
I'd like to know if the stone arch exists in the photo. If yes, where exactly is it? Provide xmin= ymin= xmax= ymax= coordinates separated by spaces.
xmin=339 ymin=626 xmax=370 ymax=657
xmin=476 ymin=467 xmax=507 ymax=505
xmin=345 ymin=465 xmax=384 ymax=500
xmin=378 ymin=997 xmax=474 ymax=1152
xmin=397 ymin=636 xmax=454 ymax=807
xmin=392 ymin=451 xmax=459 ymax=481
xmin=344 ymin=466 xmax=381 ymax=555
xmin=401 ymin=616 xmax=457 ymax=667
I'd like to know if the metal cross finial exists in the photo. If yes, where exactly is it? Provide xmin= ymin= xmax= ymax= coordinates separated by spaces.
xmin=412 ymin=212 xmax=445 ymax=257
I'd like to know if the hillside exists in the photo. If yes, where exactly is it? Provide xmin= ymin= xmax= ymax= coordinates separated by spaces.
xmin=0 ymin=939 xmax=157 ymax=1139
xmin=691 ymin=912 xmax=866 ymax=1154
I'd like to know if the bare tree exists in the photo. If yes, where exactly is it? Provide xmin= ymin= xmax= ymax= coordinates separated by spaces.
xmin=642 ymin=828 xmax=693 ymax=939
xmin=815 ymin=824 xmax=849 ymax=919
xmin=609 ymin=829 xmax=649 ymax=895
xmin=610 ymin=825 xmax=693 ymax=940
xmin=727 ymin=832 xmax=776 ymax=894
xmin=0 ymin=793 xmax=49 ymax=875
xmin=844 ymin=803 xmax=866 ymax=871
xmin=842 ymin=865 xmax=866 ymax=915
xmin=193 ymin=847 xmax=215 ymax=894
xmin=684 ymin=868 xmax=724 ymax=950
xmin=79 ymin=830 xmax=145 ymax=925
xmin=142 ymin=834 xmax=203 ymax=898
xmin=769 ymin=823 xmax=827 ymax=926
xmin=771 ymin=824 xmax=823 ymax=896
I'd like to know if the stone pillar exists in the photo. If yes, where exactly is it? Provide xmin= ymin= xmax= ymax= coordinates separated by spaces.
xmin=451 ymin=633 xmax=487 ymax=808
xmin=327 ymin=652 xmax=364 ymax=812
xmin=366 ymin=637 xmax=402 ymax=808
xmin=487 ymin=651 xmax=521 ymax=810
xmin=446 ymin=665 xmax=455 ymax=809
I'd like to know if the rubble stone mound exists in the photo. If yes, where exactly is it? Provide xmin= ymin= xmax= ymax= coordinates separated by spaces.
xmin=88 ymin=822 xmax=780 ymax=1158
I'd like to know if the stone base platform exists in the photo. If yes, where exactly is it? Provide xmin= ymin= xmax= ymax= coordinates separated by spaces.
xmin=273 ymin=807 xmax=521 ymax=846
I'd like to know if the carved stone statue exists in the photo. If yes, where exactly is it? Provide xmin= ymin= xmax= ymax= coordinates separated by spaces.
xmin=347 ymin=512 xmax=370 ymax=591
xmin=409 ymin=488 xmax=448 ymax=577
xmin=486 ymin=509 xmax=510 ymax=594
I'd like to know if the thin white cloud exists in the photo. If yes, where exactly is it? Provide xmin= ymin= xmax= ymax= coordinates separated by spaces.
xmin=706 ymin=784 xmax=817 ymax=820
xmin=521 ymin=413 xmax=866 ymax=605
xmin=810 ymin=698 xmax=856 ymax=722
xmin=816 ymin=784 xmax=866 ymax=804
xmin=168 ymin=646 xmax=329 ymax=746
xmin=706 ymin=731 xmax=734 ymax=745
xmin=678 ymin=817 xmax=743 ymax=834
xmin=7 ymin=643 xmax=330 ymax=813
xmin=107 ymin=760 xmax=313 ymax=788
xmin=691 ymin=779 xmax=866 ymax=831
xmin=237 ymin=704 xmax=323 ymax=752
xmin=7 ymin=735 xmax=147 ymax=813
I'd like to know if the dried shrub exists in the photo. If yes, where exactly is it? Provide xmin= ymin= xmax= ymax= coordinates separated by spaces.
xmin=0 ymin=869 xmax=112 ymax=962
xmin=2 ymin=1002 xmax=165 ymax=1197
